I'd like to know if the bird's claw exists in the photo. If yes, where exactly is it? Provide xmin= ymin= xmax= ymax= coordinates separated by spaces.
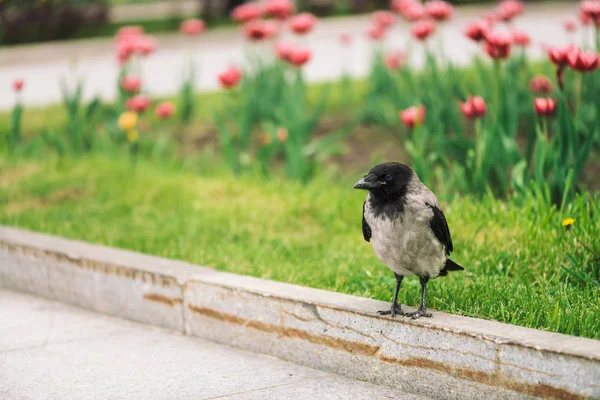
xmin=377 ymin=303 xmax=404 ymax=317
xmin=405 ymin=308 xmax=432 ymax=319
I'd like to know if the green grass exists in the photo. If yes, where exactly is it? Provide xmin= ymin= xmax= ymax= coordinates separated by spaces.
xmin=1 ymin=155 xmax=598 ymax=339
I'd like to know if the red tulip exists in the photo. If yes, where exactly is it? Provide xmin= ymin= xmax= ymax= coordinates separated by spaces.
xmin=511 ymin=30 xmax=530 ymax=47
xmin=496 ymin=0 xmax=525 ymax=22
xmin=384 ymin=50 xmax=407 ymax=71
xmin=244 ymin=19 xmax=278 ymax=41
xmin=366 ymin=23 xmax=386 ymax=41
xmin=218 ymin=66 xmax=242 ymax=89
xmin=563 ymin=19 xmax=578 ymax=32
xmin=548 ymin=45 xmax=574 ymax=67
xmin=288 ymin=48 xmax=312 ymax=67
xmin=529 ymin=75 xmax=553 ymax=94
xmin=400 ymin=106 xmax=425 ymax=129
xmin=483 ymin=31 xmax=512 ymax=60
xmin=231 ymin=3 xmax=262 ymax=23
xmin=464 ymin=20 xmax=490 ymax=42
xmin=264 ymin=0 xmax=295 ymax=20
xmin=155 ymin=101 xmax=175 ymax=119
xmin=460 ymin=96 xmax=487 ymax=120
xmin=180 ymin=19 xmax=205 ymax=36
xmin=425 ymin=0 xmax=453 ymax=22
xmin=12 ymin=79 xmax=24 ymax=92
xmin=126 ymin=94 xmax=152 ymax=113
xmin=567 ymin=47 xmax=600 ymax=72
xmin=275 ymin=42 xmax=295 ymax=62
xmin=411 ymin=20 xmax=436 ymax=41
xmin=121 ymin=75 xmax=141 ymax=93
xmin=290 ymin=13 xmax=317 ymax=35
xmin=533 ymin=97 xmax=557 ymax=117
xmin=339 ymin=33 xmax=352 ymax=46
xmin=372 ymin=11 xmax=396 ymax=28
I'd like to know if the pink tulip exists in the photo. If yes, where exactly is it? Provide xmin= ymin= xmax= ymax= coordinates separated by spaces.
xmin=155 ymin=101 xmax=176 ymax=119
xmin=566 ymin=47 xmax=600 ymax=72
xmin=548 ymin=45 xmax=574 ymax=67
xmin=533 ymin=97 xmax=557 ymax=117
xmin=496 ymin=0 xmax=525 ymax=22
xmin=581 ymin=0 xmax=600 ymax=25
xmin=264 ymin=0 xmax=295 ymax=20
xmin=484 ymin=31 xmax=512 ymax=60
xmin=133 ymin=36 xmax=157 ymax=56
xmin=116 ymin=26 xmax=144 ymax=43
xmin=384 ymin=50 xmax=407 ymax=71
xmin=121 ymin=75 xmax=141 ymax=93
xmin=218 ymin=66 xmax=242 ymax=89
xmin=425 ymin=0 xmax=453 ymax=22
xmin=12 ymin=79 xmax=24 ymax=92
xmin=402 ymin=3 xmax=426 ymax=22
xmin=563 ymin=18 xmax=578 ymax=32
xmin=400 ymin=105 xmax=425 ymax=129
xmin=244 ymin=19 xmax=278 ymax=41
xmin=366 ymin=24 xmax=386 ymax=41
xmin=126 ymin=94 xmax=152 ymax=113
xmin=459 ymin=96 xmax=487 ymax=120
xmin=290 ymin=13 xmax=317 ymax=35
xmin=512 ymin=30 xmax=530 ymax=47
xmin=231 ymin=3 xmax=263 ymax=23
xmin=275 ymin=42 xmax=295 ymax=62
xmin=288 ymin=48 xmax=312 ymax=68
xmin=180 ymin=19 xmax=206 ymax=36
xmin=529 ymin=75 xmax=553 ymax=94
xmin=411 ymin=20 xmax=436 ymax=41
xmin=339 ymin=33 xmax=353 ymax=46
xmin=464 ymin=20 xmax=490 ymax=42
xmin=372 ymin=10 xmax=396 ymax=28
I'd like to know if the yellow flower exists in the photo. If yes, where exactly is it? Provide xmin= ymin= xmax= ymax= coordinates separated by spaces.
xmin=118 ymin=112 xmax=138 ymax=132
xmin=126 ymin=129 xmax=139 ymax=143
xmin=562 ymin=218 xmax=575 ymax=230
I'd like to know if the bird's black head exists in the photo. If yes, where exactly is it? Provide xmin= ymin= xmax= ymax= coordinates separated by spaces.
xmin=353 ymin=162 xmax=413 ymax=202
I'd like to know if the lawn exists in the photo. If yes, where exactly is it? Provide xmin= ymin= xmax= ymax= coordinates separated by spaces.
xmin=1 ymin=155 xmax=598 ymax=339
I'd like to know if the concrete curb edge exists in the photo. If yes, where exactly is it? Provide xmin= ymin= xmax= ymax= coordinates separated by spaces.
xmin=1 ymin=226 xmax=599 ymax=399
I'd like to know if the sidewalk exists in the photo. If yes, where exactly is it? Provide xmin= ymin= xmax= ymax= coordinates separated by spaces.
xmin=0 ymin=2 xmax=577 ymax=111
xmin=0 ymin=289 xmax=424 ymax=400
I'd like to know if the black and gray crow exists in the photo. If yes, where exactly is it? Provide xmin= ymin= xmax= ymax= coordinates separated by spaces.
xmin=354 ymin=162 xmax=464 ymax=319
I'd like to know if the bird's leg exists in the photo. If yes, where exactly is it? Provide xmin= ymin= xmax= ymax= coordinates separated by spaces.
xmin=405 ymin=276 xmax=432 ymax=319
xmin=377 ymin=274 xmax=405 ymax=317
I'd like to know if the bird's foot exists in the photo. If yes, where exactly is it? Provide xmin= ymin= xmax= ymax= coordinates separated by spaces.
xmin=377 ymin=303 xmax=405 ymax=317
xmin=405 ymin=307 xmax=432 ymax=319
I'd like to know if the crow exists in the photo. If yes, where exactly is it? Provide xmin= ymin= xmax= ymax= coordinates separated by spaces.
xmin=354 ymin=162 xmax=464 ymax=319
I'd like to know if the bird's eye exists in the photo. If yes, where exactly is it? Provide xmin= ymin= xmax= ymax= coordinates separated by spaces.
xmin=385 ymin=174 xmax=393 ymax=182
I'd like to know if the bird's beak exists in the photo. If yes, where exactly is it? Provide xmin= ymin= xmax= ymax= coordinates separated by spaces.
xmin=353 ymin=174 xmax=379 ymax=190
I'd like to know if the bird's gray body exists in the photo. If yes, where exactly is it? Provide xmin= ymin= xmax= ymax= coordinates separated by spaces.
xmin=363 ymin=176 xmax=447 ymax=278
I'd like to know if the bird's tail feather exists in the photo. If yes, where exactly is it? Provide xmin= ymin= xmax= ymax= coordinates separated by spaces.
xmin=439 ymin=259 xmax=465 ymax=276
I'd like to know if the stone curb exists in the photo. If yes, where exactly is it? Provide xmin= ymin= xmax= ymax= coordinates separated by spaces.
xmin=1 ymin=226 xmax=599 ymax=399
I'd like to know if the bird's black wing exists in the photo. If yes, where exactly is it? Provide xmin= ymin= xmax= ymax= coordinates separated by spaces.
xmin=426 ymin=203 xmax=453 ymax=256
xmin=362 ymin=201 xmax=371 ymax=242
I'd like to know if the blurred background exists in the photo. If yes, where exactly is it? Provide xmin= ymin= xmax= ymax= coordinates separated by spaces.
xmin=0 ymin=0 xmax=557 ymax=46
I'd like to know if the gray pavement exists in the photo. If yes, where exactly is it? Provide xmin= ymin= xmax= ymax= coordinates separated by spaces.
xmin=0 ymin=289 xmax=424 ymax=400
xmin=0 ymin=2 xmax=580 ymax=111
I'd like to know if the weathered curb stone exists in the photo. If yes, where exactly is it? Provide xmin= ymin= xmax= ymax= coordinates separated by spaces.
xmin=1 ymin=226 xmax=599 ymax=399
